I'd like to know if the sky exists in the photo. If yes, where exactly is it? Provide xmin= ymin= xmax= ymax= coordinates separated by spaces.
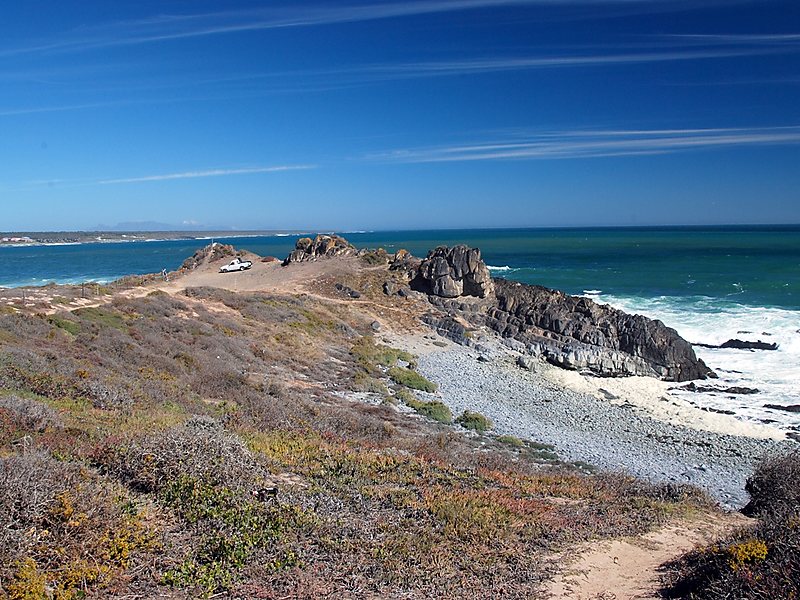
xmin=1 ymin=0 xmax=799 ymax=231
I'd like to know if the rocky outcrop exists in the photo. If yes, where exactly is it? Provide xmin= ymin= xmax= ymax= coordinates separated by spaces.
xmin=411 ymin=245 xmax=494 ymax=299
xmin=180 ymin=243 xmax=236 ymax=270
xmin=409 ymin=244 xmax=712 ymax=382
xmin=486 ymin=279 xmax=713 ymax=382
xmin=283 ymin=234 xmax=357 ymax=265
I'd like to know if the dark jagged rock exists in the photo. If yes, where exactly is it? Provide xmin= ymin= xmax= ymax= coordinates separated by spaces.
xmin=764 ymin=404 xmax=800 ymax=413
xmin=486 ymin=279 xmax=712 ymax=381
xmin=679 ymin=382 xmax=760 ymax=395
xmin=411 ymin=245 xmax=494 ymax=299
xmin=720 ymin=339 xmax=779 ymax=351
xmin=694 ymin=339 xmax=779 ymax=351
xmin=411 ymin=246 xmax=711 ymax=382
xmin=421 ymin=313 xmax=475 ymax=346
xmin=333 ymin=282 xmax=361 ymax=299
xmin=283 ymin=234 xmax=357 ymax=265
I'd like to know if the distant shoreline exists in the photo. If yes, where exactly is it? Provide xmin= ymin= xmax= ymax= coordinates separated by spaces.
xmin=2 ymin=223 xmax=799 ymax=249
xmin=0 ymin=230 xmax=306 ymax=248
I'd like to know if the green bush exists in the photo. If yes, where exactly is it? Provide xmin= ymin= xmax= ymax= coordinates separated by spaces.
xmin=456 ymin=410 xmax=493 ymax=432
xmin=496 ymin=434 xmax=524 ymax=448
xmin=388 ymin=367 xmax=436 ymax=392
xmin=353 ymin=372 xmax=390 ymax=394
xmin=73 ymin=307 xmax=127 ymax=331
xmin=48 ymin=315 xmax=80 ymax=335
xmin=351 ymin=337 xmax=415 ymax=371
xmin=414 ymin=401 xmax=452 ymax=424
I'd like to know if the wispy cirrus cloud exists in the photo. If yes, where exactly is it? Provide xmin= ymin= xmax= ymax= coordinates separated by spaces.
xmin=332 ymin=47 xmax=779 ymax=80
xmin=6 ymin=165 xmax=314 ymax=193
xmin=0 ymin=0 xmax=750 ymax=58
xmin=369 ymin=126 xmax=800 ymax=162
xmin=97 ymin=165 xmax=315 ymax=185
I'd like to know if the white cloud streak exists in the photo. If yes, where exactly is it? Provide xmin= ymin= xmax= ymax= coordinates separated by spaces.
xmin=370 ymin=126 xmax=800 ymax=162
xmin=96 ymin=165 xmax=315 ymax=185
xmin=0 ymin=1 xmax=743 ymax=57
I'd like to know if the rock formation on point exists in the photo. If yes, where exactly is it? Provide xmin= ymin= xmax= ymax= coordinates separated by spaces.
xmin=283 ymin=234 xmax=358 ymax=265
xmin=411 ymin=245 xmax=494 ymax=299
xmin=411 ymin=244 xmax=711 ymax=382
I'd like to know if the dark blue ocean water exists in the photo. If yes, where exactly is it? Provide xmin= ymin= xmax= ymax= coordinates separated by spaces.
xmin=1 ymin=226 xmax=799 ymax=427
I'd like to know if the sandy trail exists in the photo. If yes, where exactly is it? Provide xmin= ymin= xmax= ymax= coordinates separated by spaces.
xmin=547 ymin=511 xmax=750 ymax=600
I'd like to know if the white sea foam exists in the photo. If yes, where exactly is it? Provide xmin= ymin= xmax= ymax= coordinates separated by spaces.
xmin=595 ymin=293 xmax=800 ymax=433
xmin=487 ymin=265 xmax=516 ymax=272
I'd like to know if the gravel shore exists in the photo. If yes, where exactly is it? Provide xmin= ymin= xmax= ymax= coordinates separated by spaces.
xmin=415 ymin=340 xmax=796 ymax=508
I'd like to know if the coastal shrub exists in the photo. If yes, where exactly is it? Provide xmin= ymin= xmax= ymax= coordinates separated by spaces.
xmin=390 ymin=387 xmax=451 ymax=422
xmin=742 ymin=450 xmax=800 ymax=517
xmin=159 ymin=474 xmax=310 ymax=597
xmin=388 ymin=367 xmax=436 ymax=392
xmin=353 ymin=372 xmax=390 ymax=394
xmin=496 ymin=434 xmax=525 ymax=448
xmin=414 ymin=400 xmax=452 ymax=423
xmin=48 ymin=314 xmax=80 ymax=335
xmin=456 ymin=410 xmax=493 ymax=432
xmin=351 ymin=336 xmax=415 ymax=372
xmin=73 ymin=306 xmax=128 ymax=331
xmin=393 ymin=388 xmax=419 ymax=406
xmin=0 ymin=394 xmax=63 ymax=433
xmin=0 ymin=451 xmax=154 ymax=598
xmin=99 ymin=416 xmax=266 ymax=494
xmin=662 ymin=452 xmax=800 ymax=599
xmin=361 ymin=249 xmax=389 ymax=265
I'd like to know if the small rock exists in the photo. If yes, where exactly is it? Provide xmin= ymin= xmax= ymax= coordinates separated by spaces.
xmin=517 ymin=355 xmax=538 ymax=371
xmin=764 ymin=403 xmax=800 ymax=413
xmin=477 ymin=355 xmax=490 ymax=362
xmin=370 ymin=321 xmax=381 ymax=332
xmin=382 ymin=281 xmax=396 ymax=296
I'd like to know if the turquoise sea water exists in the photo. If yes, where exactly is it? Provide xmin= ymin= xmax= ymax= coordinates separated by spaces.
xmin=1 ymin=226 xmax=799 ymax=430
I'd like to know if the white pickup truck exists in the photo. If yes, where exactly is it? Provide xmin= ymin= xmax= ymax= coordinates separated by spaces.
xmin=219 ymin=257 xmax=253 ymax=273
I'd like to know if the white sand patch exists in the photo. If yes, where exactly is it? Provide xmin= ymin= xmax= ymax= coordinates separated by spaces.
xmin=535 ymin=359 xmax=783 ymax=440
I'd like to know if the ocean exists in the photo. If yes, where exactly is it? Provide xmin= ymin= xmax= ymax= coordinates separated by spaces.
xmin=1 ymin=226 xmax=799 ymax=433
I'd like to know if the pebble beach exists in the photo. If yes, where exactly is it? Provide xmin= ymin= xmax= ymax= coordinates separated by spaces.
xmin=412 ymin=338 xmax=795 ymax=508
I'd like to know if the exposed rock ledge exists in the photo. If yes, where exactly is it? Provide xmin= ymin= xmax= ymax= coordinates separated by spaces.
xmin=406 ymin=244 xmax=712 ymax=382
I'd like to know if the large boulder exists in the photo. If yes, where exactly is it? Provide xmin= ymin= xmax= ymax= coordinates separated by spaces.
xmin=283 ymin=234 xmax=357 ymax=265
xmin=411 ymin=245 xmax=494 ymax=299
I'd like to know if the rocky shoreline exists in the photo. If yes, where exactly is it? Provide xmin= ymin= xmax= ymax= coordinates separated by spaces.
xmin=412 ymin=339 xmax=793 ymax=508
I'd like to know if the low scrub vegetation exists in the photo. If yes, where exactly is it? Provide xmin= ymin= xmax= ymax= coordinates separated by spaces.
xmin=0 ymin=282 xmax=714 ymax=598
xmin=388 ymin=366 xmax=437 ymax=392
xmin=456 ymin=410 xmax=493 ymax=432
xmin=663 ymin=451 xmax=800 ymax=599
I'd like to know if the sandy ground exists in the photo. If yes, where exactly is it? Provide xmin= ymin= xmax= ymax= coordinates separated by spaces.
xmin=547 ymin=511 xmax=751 ymax=600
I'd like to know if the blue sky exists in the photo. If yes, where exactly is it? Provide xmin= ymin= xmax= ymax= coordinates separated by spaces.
xmin=1 ymin=0 xmax=799 ymax=231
